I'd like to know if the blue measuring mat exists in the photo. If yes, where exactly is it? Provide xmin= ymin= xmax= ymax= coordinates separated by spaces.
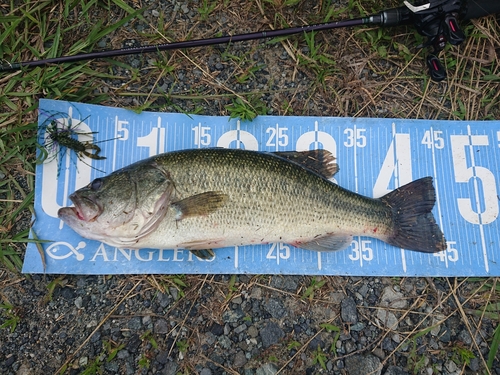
xmin=23 ymin=99 xmax=500 ymax=276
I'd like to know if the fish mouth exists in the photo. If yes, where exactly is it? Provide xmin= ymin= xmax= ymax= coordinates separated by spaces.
xmin=69 ymin=193 xmax=102 ymax=222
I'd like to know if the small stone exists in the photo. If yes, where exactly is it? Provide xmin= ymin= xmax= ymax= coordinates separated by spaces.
xmin=233 ymin=351 xmax=247 ymax=367
xmin=117 ymin=349 xmax=129 ymax=359
xmin=458 ymin=330 xmax=472 ymax=345
xmin=222 ymin=308 xmax=244 ymax=323
xmin=250 ymin=287 xmax=262 ymax=299
xmin=380 ymin=286 xmax=407 ymax=309
xmin=126 ymin=334 xmax=141 ymax=353
xmin=163 ymin=361 xmax=178 ymax=375
xmin=232 ymin=296 xmax=243 ymax=304
xmin=256 ymin=363 xmax=278 ymax=375
xmin=330 ymin=292 xmax=345 ymax=304
xmin=74 ymin=296 xmax=83 ymax=309
xmin=377 ymin=309 xmax=399 ymax=330
xmin=372 ymin=348 xmax=385 ymax=360
xmin=247 ymin=325 xmax=259 ymax=338
xmin=445 ymin=360 xmax=458 ymax=373
xmin=158 ymin=292 xmax=171 ymax=308
xmin=438 ymin=326 xmax=451 ymax=343
xmin=260 ymin=322 xmax=285 ymax=348
xmin=154 ymin=319 xmax=169 ymax=334
xmin=351 ymin=322 xmax=365 ymax=331
xmin=468 ymin=357 xmax=479 ymax=372
xmin=60 ymin=287 xmax=75 ymax=300
xmin=341 ymin=296 xmax=358 ymax=324
xmin=199 ymin=369 xmax=212 ymax=375
xmin=218 ymin=336 xmax=232 ymax=349
xmin=234 ymin=323 xmax=247 ymax=334
xmin=383 ymin=365 xmax=409 ymax=375
xmin=97 ymin=38 xmax=107 ymax=49
xmin=151 ymin=9 xmax=160 ymax=17
xmin=430 ymin=319 xmax=441 ymax=336
xmin=128 ymin=317 xmax=141 ymax=330
xmin=345 ymin=354 xmax=382 ymax=375
xmin=263 ymin=299 xmax=286 ymax=319
xmin=4 ymin=354 xmax=15 ymax=367
xmin=156 ymin=350 xmax=169 ymax=364
xmin=169 ymin=287 xmax=179 ymax=300
xmin=79 ymin=357 xmax=88 ymax=367
xmin=210 ymin=322 xmax=224 ymax=336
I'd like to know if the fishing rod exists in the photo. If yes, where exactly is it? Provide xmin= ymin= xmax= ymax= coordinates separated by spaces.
xmin=1 ymin=0 xmax=499 ymax=81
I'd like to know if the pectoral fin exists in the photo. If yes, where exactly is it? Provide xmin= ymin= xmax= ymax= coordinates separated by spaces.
xmin=172 ymin=191 xmax=228 ymax=220
xmin=273 ymin=150 xmax=338 ymax=179
xmin=293 ymin=234 xmax=352 ymax=252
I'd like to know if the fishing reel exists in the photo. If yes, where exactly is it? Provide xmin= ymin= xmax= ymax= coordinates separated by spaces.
xmin=404 ymin=0 xmax=465 ymax=81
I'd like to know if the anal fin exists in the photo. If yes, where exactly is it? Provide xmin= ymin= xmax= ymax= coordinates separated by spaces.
xmin=293 ymin=234 xmax=353 ymax=252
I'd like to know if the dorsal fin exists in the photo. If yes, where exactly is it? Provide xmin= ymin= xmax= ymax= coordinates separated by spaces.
xmin=273 ymin=150 xmax=338 ymax=179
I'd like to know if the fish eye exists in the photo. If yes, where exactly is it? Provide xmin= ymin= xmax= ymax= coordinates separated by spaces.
xmin=90 ymin=178 xmax=103 ymax=191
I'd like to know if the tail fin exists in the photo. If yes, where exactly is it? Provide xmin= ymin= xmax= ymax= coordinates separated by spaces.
xmin=380 ymin=177 xmax=446 ymax=253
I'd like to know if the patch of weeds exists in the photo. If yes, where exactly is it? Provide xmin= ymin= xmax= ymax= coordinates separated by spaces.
xmin=311 ymin=345 xmax=328 ymax=370
xmin=235 ymin=64 xmax=264 ymax=84
xmin=225 ymin=95 xmax=268 ymax=121
xmin=79 ymin=340 xmax=124 ymax=375
xmin=403 ymin=327 xmax=433 ymax=375
xmin=103 ymin=341 xmax=125 ymax=362
xmin=488 ymin=323 xmax=500 ymax=370
xmin=151 ymin=275 xmax=188 ymax=300
xmin=287 ymin=340 xmax=301 ymax=350
xmin=320 ymin=322 xmax=341 ymax=353
xmin=0 ymin=301 xmax=21 ymax=333
xmin=451 ymin=344 xmax=475 ymax=367
xmin=301 ymin=277 xmax=326 ymax=301
xmin=358 ymin=27 xmax=393 ymax=59
xmin=226 ymin=274 xmax=238 ymax=301
xmin=79 ymin=357 xmax=104 ymax=375
xmin=268 ymin=355 xmax=279 ymax=363
xmin=138 ymin=354 xmax=151 ymax=369
xmin=141 ymin=330 xmax=158 ymax=349
xmin=298 ymin=31 xmax=339 ymax=86
xmin=176 ymin=339 xmax=189 ymax=360
xmin=198 ymin=0 xmax=218 ymax=21
xmin=43 ymin=276 xmax=68 ymax=304
xmin=452 ymin=98 xmax=467 ymax=120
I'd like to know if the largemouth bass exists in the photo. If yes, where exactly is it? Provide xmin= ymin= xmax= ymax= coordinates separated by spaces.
xmin=58 ymin=148 xmax=446 ymax=257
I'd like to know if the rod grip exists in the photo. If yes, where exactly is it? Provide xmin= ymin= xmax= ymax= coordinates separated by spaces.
xmin=462 ymin=0 xmax=500 ymax=20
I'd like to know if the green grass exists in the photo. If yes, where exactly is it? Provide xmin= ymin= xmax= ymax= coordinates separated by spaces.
xmin=0 ymin=0 xmax=143 ymax=272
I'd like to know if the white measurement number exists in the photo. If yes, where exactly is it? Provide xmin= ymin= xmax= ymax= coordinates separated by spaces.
xmin=192 ymin=123 xmax=211 ymax=146
xmin=266 ymin=125 xmax=289 ymax=147
xmin=343 ymin=127 xmax=366 ymax=148
xmin=349 ymin=240 xmax=373 ymax=262
xmin=451 ymin=134 xmax=498 ymax=225
xmin=266 ymin=243 xmax=290 ymax=264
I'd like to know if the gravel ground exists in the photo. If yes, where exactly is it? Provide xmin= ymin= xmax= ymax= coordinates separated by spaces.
xmin=1 ymin=1 xmax=500 ymax=374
